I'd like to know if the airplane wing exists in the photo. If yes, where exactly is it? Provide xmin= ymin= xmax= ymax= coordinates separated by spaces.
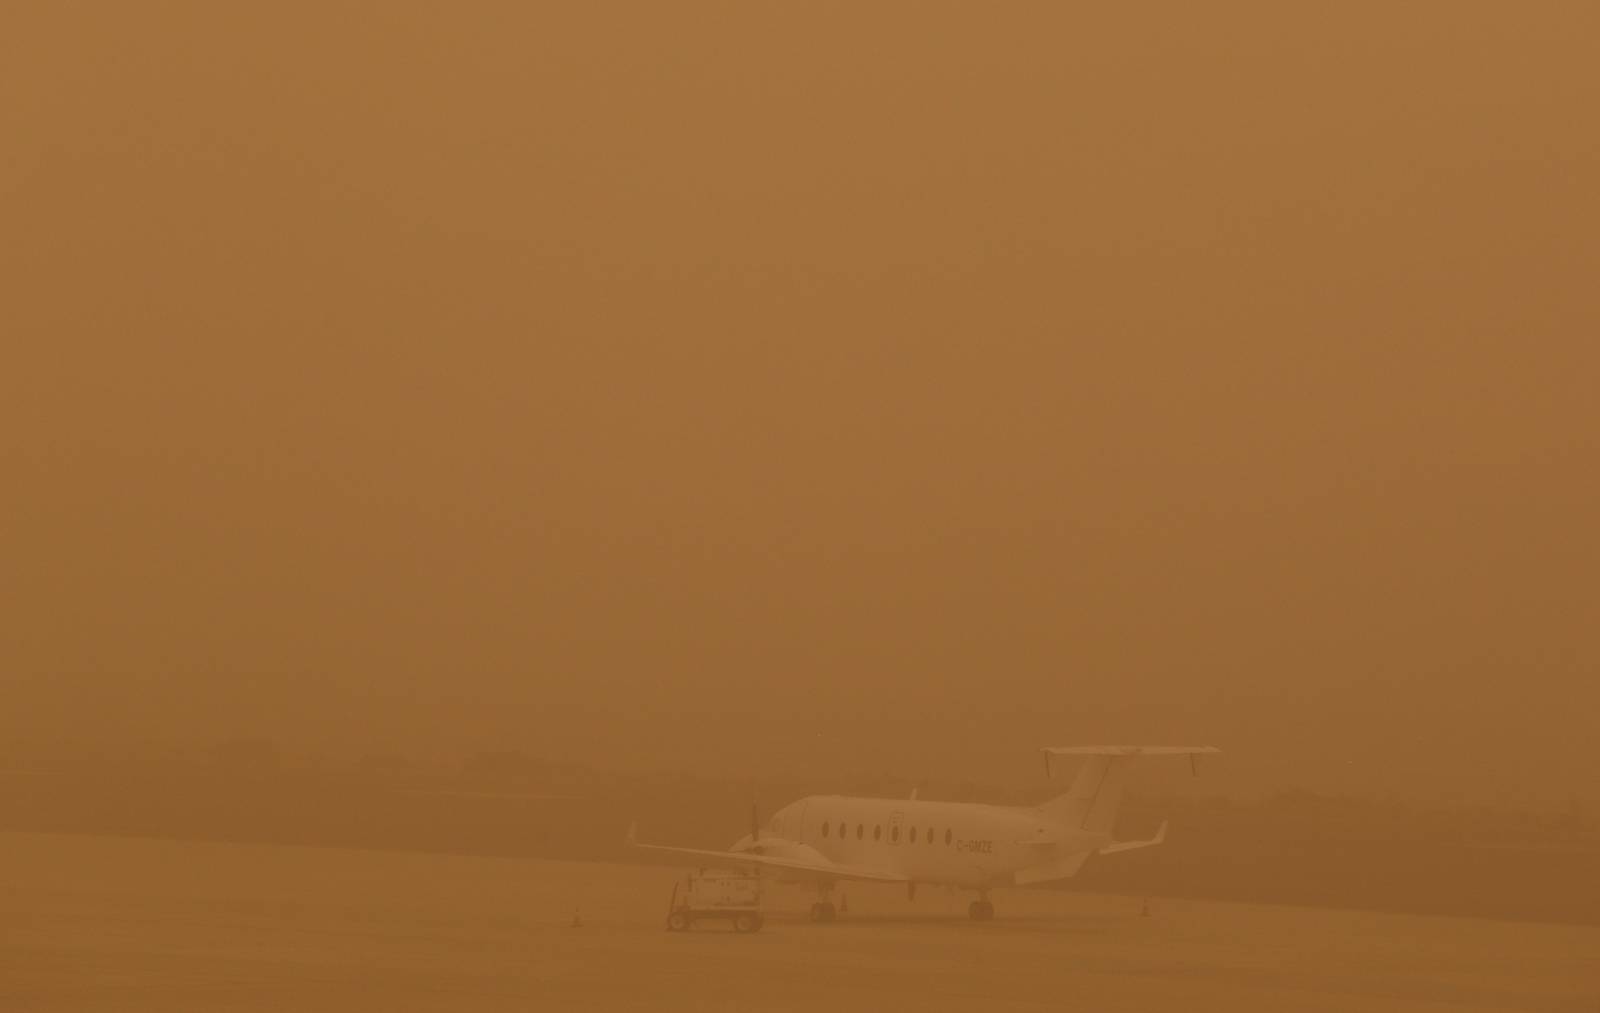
xmin=627 ymin=827 xmax=909 ymax=884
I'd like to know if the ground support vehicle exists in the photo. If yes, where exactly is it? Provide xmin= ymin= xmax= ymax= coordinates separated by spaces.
xmin=664 ymin=871 xmax=764 ymax=933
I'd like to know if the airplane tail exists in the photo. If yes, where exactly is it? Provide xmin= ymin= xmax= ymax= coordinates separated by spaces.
xmin=1038 ymin=746 xmax=1218 ymax=832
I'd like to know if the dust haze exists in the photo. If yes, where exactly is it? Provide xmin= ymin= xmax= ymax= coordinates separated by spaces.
xmin=2 ymin=3 xmax=1598 ymax=1009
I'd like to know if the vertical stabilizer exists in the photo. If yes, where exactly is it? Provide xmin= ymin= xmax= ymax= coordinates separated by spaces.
xmin=1038 ymin=746 xmax=1218 ymax=832
xmin=1039 ymin=754 xmax=1125 ymax=831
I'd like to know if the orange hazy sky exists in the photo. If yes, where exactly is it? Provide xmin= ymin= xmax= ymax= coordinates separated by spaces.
xmin=3 ymin=3 xmax=1597 ymax=804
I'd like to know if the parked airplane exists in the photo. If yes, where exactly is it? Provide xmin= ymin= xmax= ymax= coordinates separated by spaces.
xmin=630 ymin=745 xmax=1218 ymax=921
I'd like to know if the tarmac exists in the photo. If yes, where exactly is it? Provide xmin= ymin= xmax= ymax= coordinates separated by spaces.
xmin=3 ymin=831 xmax=1594 ymax=1012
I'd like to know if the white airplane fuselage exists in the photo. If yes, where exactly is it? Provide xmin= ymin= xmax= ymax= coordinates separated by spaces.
xmin=738 ymin=795 xmax=1112 ymax=889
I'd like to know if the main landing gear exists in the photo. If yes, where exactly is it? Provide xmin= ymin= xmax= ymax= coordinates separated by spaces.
xmin=809 ymin=884 xmax=840 ymax=923
xmin=967 ymin=891 xmax=995 ymax=921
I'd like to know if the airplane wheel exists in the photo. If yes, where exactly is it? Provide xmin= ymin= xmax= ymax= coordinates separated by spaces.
xmin=808 ymin=902 xmax=822 ymax=922
xmin=968 ymin=901 xmax=994 ymax=921
xmin=667 ymin=912 xmax=689 ymax=932
xmin=820 ymin=902 xmax=837 ymax=923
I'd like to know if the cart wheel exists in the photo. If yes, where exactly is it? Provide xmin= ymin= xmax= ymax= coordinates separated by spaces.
xmin=667 ymin=911 xmax=689 ymax=932
xmin=733 ymin=913 xmax=760 ymax=933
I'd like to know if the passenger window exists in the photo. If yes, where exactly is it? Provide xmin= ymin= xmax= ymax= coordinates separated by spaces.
xmin=874 ymin=825 xmax=882 ymax=841
xmin=856 ymin=823 xmax=864 ymax=839
xmin=945 ymin=829 xmax=953 ymax=845
xmin=891 ymin=826 xmax=899 ymax=842
xmin=822 ymin=821 xmax=830 ymax=838
xmin=928 ymin=827 xmax=936 ymax=845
